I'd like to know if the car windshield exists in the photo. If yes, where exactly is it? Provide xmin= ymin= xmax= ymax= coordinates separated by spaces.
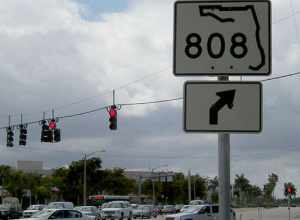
xmin=76 ymin=206 xmax=93 ymax=211
xmin=190 ymin=200 xmax=204 ymax=205
xmin=28 ymin=205 xmax=41 ymax=210
xmin=107 ymin=203 xmax=123 ymax=208
xmin=164 ymin=205 xmax=173 ymax=208
xmin=182 ymin=206 xmax=202 ymax=213
xmin=0 ymin=205 xmax=8 ymax=209
xmin=31 ymin=209 xmax=54 ymax=218
xmin=137 ymin=205 xmax=150 ymax=210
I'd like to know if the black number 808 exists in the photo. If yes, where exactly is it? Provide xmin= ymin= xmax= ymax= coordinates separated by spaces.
xmin=185 ymin=32 xmax=248 ymax=59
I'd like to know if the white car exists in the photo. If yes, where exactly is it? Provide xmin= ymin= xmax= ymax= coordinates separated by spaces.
xmin=47 ymin=202 xmax=74 ymax=210
xmin=179 ymin=205 xmax=193 ymax=213
xmin=19 ymin=209 xmax=89 ymax=220
xmin=23 ymin=205 xmax=46 ymax=218
xmin=189 ymin=200 xmax=206 ymax=205
xmin=100 ymin=201 xmax=132 ymax=220
xmin=165 ymin=205 xmax=236 ymax=220
xmin=75 ymin=206 xmax=98 ymax=219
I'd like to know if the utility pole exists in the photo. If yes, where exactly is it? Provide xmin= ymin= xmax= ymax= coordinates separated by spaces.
xmin=83 ymin=153 xmax=87 ymax=206
xmin=152 ymin=177 xmax=155 ymax=205
xmin=193 ymin=177 xmax=196 ymax=200
xmin=138 ymin=176 xmax=142 ymax=204
xmin=188 ymin=169 xmax=191 ymax=202
xmin=150 ymin=164 xmax=168 ymax=205
xmin=82 ymin=150 xmax=106 ymax=206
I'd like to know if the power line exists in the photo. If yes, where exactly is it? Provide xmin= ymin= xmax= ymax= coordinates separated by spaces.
xmin=273 ymin=10 xmax=300 ymax=24
xmin=2 ymin=70 xmax=300 ymax=130
xmin=120 ymin=97 xmax=183 ymax=107
xmin=2 ymin=9 xmax=300 ymax=120
xmin=261 ymin=71 xmax=300 ymax=82
xmin=40 ymin=67 xmax=171 ymax=114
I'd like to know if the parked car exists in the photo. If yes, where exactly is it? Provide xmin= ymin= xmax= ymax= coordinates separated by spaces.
xmin=47 ymin=202 xmax=74 ymax=209
xmin=179 ymin=205 xmax=193 ymax=213
xmin=19 ymin=208 xmax=89 ymax=220
xmin=189 ymin=200 xmax=206 ymax=205
xmin=75 ymin=206 xmax=98 ymax=219
xmin=23 ymin=204 xmax=46 ymax=218
xmin=165 ymin=204 xmax=236 ymax=220
xmin=132 ymin=205 xmax=156 ymax=219
xmin=174 ymin=205 xmax=184 ymax=213
xmin=0 ymin=197 xmax=23 ymax=220
xmin=100 ymin=201 xmax=132 ymax=220
xmin=161 ymin=205 xmax=176 ymax=214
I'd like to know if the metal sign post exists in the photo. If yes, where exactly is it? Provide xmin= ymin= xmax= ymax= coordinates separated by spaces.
xmin=218 ymin=76 xmax=230 ymax=220
xmin=173 ymin=1 xmax=271 ymax=220
xmin=219 ymin=132 xmax=230 ymax=220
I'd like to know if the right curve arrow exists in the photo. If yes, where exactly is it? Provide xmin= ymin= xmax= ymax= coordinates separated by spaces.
xmin=209 ymin=90 xmax=236 ymax=125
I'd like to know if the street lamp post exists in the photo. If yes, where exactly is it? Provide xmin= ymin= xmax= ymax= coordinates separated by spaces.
xmin=83 ymin=150 xmax=106 ymax=206
xmin=150 ymin=164 xmax=168 ymax=205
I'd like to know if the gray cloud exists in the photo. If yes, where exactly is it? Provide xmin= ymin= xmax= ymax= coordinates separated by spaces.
xmin=0 ymin=0 xmax=300 ymax=198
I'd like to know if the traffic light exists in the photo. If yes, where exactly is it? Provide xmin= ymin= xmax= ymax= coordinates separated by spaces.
xmin=53 ymin=128 xmax=61 ymax=142
xmin=41 ymin=120 xmax=53 ymax=143
xmin=49 ymin=119 xmax=56 ymax=130
xmin=108 ymin=105 xmax=117 ymax=130
xmin=288 ymin=187 xmax=292 ymax=194
xmin=6 ymin=127 xmax=14 ymax=147
xmin=19 ymin=124 xmax=27 ymax=146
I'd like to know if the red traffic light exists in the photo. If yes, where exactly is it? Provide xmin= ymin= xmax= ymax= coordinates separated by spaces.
xmin=49 ymin=119 xmax=56 ymax=129
xmin=109 ymin=105 xmax=117 ymax=118
xmin=288 ymin=187 xmax=292 ymax=193
xmin=108 ymin=105 xmax=117 ymax=130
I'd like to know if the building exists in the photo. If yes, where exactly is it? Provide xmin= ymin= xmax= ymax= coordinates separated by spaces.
xmin=124 ymin=170 xmax=175 ymax=182
xmin=16 ymin=161 xmax=53 ymax=175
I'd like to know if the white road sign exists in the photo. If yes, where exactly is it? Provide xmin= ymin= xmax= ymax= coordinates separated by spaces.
xmin=174 ymin=1 xmax=271 ymax=76
xmin=184 ymin=81 xmax=262 ymax=132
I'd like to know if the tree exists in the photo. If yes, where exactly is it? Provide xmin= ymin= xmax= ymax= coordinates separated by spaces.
xmin=263 ymin=173 xmax=279 ymax=202
xmin=208 ymin=177 xmax=218 ymax=192
xmin=102 ymin=168 xmax=135 ymax=195
xmin=234 ymin=174 xmax=251 ymax=204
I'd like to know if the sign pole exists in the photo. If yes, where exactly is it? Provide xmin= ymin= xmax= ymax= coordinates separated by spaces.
xmin=288 ymin=195 xmax=291 ymax=220
xmin=218 ymin=76 xmax=231 ymax=220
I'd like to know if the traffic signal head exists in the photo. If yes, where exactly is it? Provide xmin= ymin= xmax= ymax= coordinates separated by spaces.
xmin=109 ymin=105 xmax=117 ymax=130
xmin=19 ymin=125 xmax=27 ymax=146
xmin=288 ymin=187 xmax=292 ymax=194
xmin=49 ymin=119 xmax=56 ymax=130
xmin=6 ymin=127 xmax=14 ymax=147
xmin=41 ymin=121 xmax=53 ymax=143
xmin=54 ymin=129 xmax=61 ymax=142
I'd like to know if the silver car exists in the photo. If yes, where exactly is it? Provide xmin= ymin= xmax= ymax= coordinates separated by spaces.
xmin=75 ymin=206 xmax=98 ymax=219
xmin=132 ymin=205 xmax=155 ymax=219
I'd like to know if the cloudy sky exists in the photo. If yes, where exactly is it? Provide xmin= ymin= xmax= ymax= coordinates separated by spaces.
xmin=0 ymin=0 xmax=299 ymax=198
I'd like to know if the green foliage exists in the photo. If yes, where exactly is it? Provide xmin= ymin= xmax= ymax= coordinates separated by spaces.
xmin=263 ymin=173 xmax=278 ymax=201
xmin=141 ymin=173 xmax=208 ymax=204
xmin=211 ymin=191 xmax=219 ymax=203
xmin=233 ymin=174 xmax=263 ymax=206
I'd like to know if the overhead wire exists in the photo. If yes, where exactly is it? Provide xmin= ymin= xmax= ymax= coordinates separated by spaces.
xmin=36 ymin=67 xmax=171 ymax=114
xmin=2 ymin=70 xmax=300 ymax=130
xmin=4 ymin=6 xmax=300 ymax=130
xmin=2 ymin=9 xmax=300 ymax=121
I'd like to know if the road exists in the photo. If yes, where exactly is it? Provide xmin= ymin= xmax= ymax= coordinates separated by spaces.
xmin=235 ymin=207 xmax=300 ymax=220
xmin=145 ymin=207 xmax=300 ymax=220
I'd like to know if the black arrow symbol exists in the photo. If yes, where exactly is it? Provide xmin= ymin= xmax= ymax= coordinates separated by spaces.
xmin=209 ymin=89 xmax=236 ymax=125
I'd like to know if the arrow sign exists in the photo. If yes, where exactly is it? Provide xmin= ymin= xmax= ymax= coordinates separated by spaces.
xmin=209 ymin=90 xmax=236 ymax=125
